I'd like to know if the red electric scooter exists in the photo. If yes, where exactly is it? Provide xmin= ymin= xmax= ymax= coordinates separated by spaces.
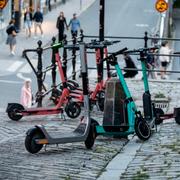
xmin=6 ymin=41 xmax=81 ymax=121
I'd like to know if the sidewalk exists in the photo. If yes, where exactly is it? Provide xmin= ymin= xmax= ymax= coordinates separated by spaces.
xmin=0 ymin=0 xmax=96 ymax=62
xmin=98 ymin=79 xmax=180 ymax=180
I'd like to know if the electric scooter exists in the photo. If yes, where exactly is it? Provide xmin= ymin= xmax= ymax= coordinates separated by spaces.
xmin=64 ymin=39 xmax=120 ymax=111
xmin=24 ymin=43 xmax=101 ymax=153
xmin=6 ymin=41 xmax=81 ymax=121
xmin=125 ymin=47 xmax=161 ymax=128
xmin=125 ymin=47 xmax=180 ymax=126
xmin=86 ymin=47 xmax=152 ymax=146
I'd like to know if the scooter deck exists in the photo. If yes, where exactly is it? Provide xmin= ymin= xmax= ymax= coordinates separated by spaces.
xmin=96 ymin=125 xmax=134 ymax=136
xmin=36 ymin=123 xmax=87 ymax=144
xmin=96 ymin=125 xmax=130 ymax=134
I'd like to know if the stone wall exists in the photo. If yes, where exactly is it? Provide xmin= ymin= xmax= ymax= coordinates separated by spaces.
xmin=126 ymin=79 xmax=180 ymax=113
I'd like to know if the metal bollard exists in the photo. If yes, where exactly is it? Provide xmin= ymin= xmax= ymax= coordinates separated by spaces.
xmin=51 ymin=37 xmax=57 ymax=88
xmin=62 ymin=34 xmax=68 ymax=80
xmin=144 ymin=31 xmax=148 ymax=48
xmin=36 ymin=40 xmax=43 ymax=107
xmin=72 ymin=33 xmax=77 ymax=80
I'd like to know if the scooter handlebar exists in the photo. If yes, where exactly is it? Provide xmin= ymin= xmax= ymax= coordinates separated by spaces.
xmin=90 ymin=39 xmax=120 ymax=46
xmin=102 ymin=47 xmax=128 ymax=62
xmin=23 ymin=49 xmax=38 ymax=57
xmin=124 ymin=46 xmax=159 ymax=54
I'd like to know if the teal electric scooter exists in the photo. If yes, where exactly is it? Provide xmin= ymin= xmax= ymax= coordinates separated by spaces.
xmin=126 ymin=47 xmax=164 ymax=126
xmin=86 ymin=48 xmax=152 ymax=147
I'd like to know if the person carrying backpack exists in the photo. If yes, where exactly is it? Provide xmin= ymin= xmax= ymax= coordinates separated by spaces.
xmin=6 ymin=19 xmax=17 ymax=56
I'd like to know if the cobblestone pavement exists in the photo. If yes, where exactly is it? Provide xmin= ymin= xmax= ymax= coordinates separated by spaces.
xmin=120 ymin=121 xmax=180 ymax=180
xmin=1 ymin=79 xmax=180 ymax=180
xmin=0 ymin=110 xmax=128 ymax=180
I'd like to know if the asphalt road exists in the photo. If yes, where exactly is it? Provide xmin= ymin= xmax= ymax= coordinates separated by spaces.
xmin=0 ymin=0 xmax=159 ymax=109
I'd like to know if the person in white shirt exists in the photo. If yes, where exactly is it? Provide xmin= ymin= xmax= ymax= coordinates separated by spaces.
xmin=159 ymin=41 xmax=172 ymax=79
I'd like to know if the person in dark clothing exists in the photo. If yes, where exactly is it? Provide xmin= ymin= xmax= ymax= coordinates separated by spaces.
xmin=33 ymin=7 xmax=43 ymax=37
xmin=56 ymin=11 xmax=68 ymax=42
xmin=146 ymin=49 xmax=156 ymax=79
xmin=123 ymin=53 xmax=138 ymax=78
xmin=24 ymin=7 xmax=33 ymax=37
xmin=6 ymin=19 xmax=18 ymax=55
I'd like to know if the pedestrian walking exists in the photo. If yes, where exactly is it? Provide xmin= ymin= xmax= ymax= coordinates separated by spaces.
xmin=56 ymin=11 xmax=68 ymax=42
xmin=123 ymin=53 xmax=138 ymax=78
xmin=20 ymin=79 xmax=32 ymax=108
xmin=24 ymin=7 xmax=33 ymax=38
xmin=68 ymin=13 xmax=81 ymax=37
xmin=159 ymin=41 xmax=172 ymax=79
xmin=6 ymin=19 xmax=17 ymax=56
xmin=146 ymin=49 xmax=156 ymax=79
xmin=33 ymin=7 xmax=43 ymax=38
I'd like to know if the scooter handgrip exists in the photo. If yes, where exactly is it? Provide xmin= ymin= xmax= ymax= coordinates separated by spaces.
xmin=112 ymin=40 xmax=121 ymax=44
xmin=114 ymin=47 xmax=128 ymax=56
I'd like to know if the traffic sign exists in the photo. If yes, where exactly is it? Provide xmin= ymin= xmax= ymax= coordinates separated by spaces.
xmin=0 ymin=0 xmax=8 ymax=10
xmin=155 ymin=0 xmax=168 ymax=13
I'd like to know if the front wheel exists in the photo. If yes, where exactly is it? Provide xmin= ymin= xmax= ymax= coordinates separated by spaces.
xmin=135 ymin=118 xmax=151 ymax=141
xmin=25 ymin=128 xmax=45 ymax=154
xmin=85 ymin=119 xmax=99 ymax=149
xmin=65 ymin=101 xmax=81 ymax=119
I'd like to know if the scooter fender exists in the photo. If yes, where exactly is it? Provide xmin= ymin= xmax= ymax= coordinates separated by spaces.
xmin=6 ymin=103 xmax=24 ymax=113
xmin=34 ymin=125 xmax=52 ymax=140
xmin=26 ymin=125 xmax=47 ymax=138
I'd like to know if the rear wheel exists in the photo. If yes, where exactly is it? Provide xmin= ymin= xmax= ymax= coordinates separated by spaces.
xmin=135 ymin=118 xmax=151 ymax=141
xmin=85 ymin=119 xmax=99 ymax=149
xmin=65 ymin=101 xmax=81 ymax=119
xmin=25 ymin=128 xmax=45 ymax=154
xmin=7 ymin=104 xmax=24 ymax=121
xmin=154 ymin=108 xmax=164 ymax=125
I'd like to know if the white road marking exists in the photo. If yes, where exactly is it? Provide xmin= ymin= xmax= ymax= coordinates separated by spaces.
xmin=16 ymin=72 xmax=31 ymax=81
xmin=135 ymin=24 xmax=149 ymax=27
xmin=19 ymin=59 xmax=37 ymax=73
xmin=7 ymin=61 xmax=24 ymax=72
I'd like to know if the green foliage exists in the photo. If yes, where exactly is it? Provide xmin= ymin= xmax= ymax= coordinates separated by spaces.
xmin=173 ymin=0 xmax=180 ymax=8
xmin=154 ymin=92 xmax=166 ymax=98
xmin=132 ymin=170 xmax=149 ymax=180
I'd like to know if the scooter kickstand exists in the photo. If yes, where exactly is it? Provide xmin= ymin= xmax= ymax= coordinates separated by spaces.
xmin=61 ymin=113 xmax=66 ymax=121
xmin=44 ymin=144 xmax=47 ymax=152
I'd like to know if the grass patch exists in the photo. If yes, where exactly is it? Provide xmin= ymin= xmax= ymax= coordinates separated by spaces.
xmin=132 ymin=170 xmax=149 ymax=180
xmin=161 ymin=141 xmax=180 ymax=153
